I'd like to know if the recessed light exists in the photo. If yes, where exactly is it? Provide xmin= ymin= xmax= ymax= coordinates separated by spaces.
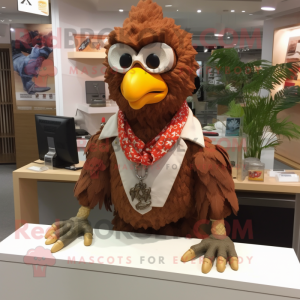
xmin=2 ymin=7 xmax=6 ymax=9
xmin=261 ymin=0 xmax=277 ymax=11
xmin=177 ymin=10 xmax=179 ymax=11
xmin=249 ymin=14 xmax=253 ymax=15
xmin=119 ymin=9 xmax=124 ymax=12
xmin=261 ymin=6 xmax=275 ymax=11
xmin=231 ymin=10 xmax=235 ymax=12
xmin=197 ymin=10 xmax=201 ymax=13
xmin=10 ymin=28 xmax=14 ymax=32
xmin=165 ymin=5 xmax=172 ymax=7
xmin=242 ymin=11 xmax=245 ymax=13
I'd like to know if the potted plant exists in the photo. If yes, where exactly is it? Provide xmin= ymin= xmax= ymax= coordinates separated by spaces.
xmin=202 ymin=48 xmax=300 ymax=160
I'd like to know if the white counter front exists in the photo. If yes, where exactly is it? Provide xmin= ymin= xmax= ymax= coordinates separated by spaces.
xmin=0 ymin=224 xmax=299 ymax=300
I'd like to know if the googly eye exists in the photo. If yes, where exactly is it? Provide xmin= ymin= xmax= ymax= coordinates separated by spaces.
xmin=108 ymin=43 xmax=137 ymax=73
xmin=146 ymin=53 xmax=160 ymax=69
xmin=139 ymin=43 xmax=174 ymax=74
xmin=108 ymin=42 xmax=174 ymax=75
xmin=120 ymin=53 xmax=133 ymax=69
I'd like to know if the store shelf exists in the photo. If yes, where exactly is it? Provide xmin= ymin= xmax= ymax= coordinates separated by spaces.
xmin=77 ymin=103 xmax=118 ymax=114
xmin=68 ymin=52 xmax=106 ymax=59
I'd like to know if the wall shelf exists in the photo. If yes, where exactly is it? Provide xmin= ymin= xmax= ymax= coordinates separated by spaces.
xmin=68 ymin=52 xmax=106 ymax=59
xmin=77 ymin=103 xmax=118 ymax=114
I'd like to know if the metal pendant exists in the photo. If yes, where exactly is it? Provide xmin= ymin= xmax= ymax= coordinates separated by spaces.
xmin=130 ymin=164 xmax=151 ymax=210
xmin=130 ymin=181 xmax=152 ymax=210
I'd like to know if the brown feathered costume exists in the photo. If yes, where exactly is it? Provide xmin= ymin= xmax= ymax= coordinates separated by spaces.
xmin=45 ymin=0 xmax=239 ymax=274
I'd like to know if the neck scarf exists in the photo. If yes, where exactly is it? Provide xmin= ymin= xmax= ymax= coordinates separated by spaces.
xmin=118 ymin=101 xmax=189 ymax=166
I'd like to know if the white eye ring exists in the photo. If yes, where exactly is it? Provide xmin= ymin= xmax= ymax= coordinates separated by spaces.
xmin=107 ymin=42 xmax=174 ymax=74
xmin=107 ymin=43 xmax=137 ymax=74
xmin=138 ymin=43 xmax=174 ymax=74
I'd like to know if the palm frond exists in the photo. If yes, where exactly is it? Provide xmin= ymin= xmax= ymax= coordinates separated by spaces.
xmin=203 ymin=48 xmax=300 ymax=158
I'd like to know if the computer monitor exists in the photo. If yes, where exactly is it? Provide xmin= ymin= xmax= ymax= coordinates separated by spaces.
xmin=35 ymin=114 xmax=79 ymax=169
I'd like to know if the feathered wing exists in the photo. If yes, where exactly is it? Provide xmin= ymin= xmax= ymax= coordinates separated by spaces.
xmin=193 ymin=137 xmax=239 ymax=221
xmin=74 ymin=130 xmax=112 ymax=211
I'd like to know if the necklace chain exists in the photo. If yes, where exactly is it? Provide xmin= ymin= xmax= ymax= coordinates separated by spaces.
xmin=135 ymin=164 xmax=148 ymax=181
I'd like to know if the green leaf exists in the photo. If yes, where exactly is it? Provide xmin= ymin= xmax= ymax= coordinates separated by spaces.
xmin=225 ymin=101 xmax=245 ymax=118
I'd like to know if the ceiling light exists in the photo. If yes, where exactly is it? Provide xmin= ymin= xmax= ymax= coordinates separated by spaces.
xmin=231 ymin=10 xmax=235 ymax=12
xmin=197 ymin=10 xmax=201 ymax=13
xmin=261 ymin=0 xmax=277 ymax=11
xmin=261 ymin=7 xmax=275 ymax=11
xmin=119 ymin=9 xmax=123 ymax=12
xmin=227 ymin=36 xmax=230 ymax=39
xmin=2 ymin=7 xmax=6 ymax=9
xmin=177 ymin=10 xmax=179 ymax=11
xmin=10 ymin=28 xmax=14 ymax=32
xmin=242 ymin=11 xmax=245 ymax=13
xmin=9 ymin=19 xmax=12 ymax=21
xmin=165 ymin=5 xmax=172 ymax=7
xmin=249 ymin=14 xmax=253 ymax=15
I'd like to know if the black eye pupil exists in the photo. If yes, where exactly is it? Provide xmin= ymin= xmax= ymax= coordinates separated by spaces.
xmin=120 ymin=53 xmax=132 ymax=69
xmin=146 ymin=54 xmax=160 ymax=69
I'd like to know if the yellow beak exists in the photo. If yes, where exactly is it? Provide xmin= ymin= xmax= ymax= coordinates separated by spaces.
xmin=120 ymin=67 xmax=168 ymax=110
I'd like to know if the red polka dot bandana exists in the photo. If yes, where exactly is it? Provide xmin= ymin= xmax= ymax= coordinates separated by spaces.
xmin=118 ymin=101 xmax=189 ymax=166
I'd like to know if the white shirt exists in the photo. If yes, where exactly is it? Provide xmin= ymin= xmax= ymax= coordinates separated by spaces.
xmin=99 ymin=108 xmax=205 ymax=215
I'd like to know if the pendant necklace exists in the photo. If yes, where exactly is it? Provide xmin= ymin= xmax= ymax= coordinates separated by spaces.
xmin=129 ymin=164 xmax=152 ymax=210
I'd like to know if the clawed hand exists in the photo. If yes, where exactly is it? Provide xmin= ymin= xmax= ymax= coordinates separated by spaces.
xmin=181 ymin=235 xmax=239 ymax=274
xmin=44 ymin=218 xmax=93 ymax=253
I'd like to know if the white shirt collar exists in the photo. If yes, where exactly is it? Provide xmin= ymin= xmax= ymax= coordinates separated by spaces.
xmin=99 ymin=108 xmax=204 ymax=148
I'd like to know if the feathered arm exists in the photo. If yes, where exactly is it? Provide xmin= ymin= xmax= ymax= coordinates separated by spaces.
xmin=193 ymin=137 xmax=239 ymax=220
xmin=181 ymin=137 xmax=239 ymax=274
xmin=44 ymin=129 xmax=112 ymax=254
xmin=74 ymin=130 xmax=112 ymax=211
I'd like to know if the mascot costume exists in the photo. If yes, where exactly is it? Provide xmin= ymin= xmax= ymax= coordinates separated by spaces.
xmin=44 ymin=0 xmax=239 ymax=274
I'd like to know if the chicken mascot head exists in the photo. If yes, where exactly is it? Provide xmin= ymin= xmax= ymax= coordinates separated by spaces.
xmin=45 ymin=0 xmax=239 ymax=275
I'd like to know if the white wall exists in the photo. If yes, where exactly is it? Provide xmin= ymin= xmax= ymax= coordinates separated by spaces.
xmin=0 ymin=25 xmax=10 ymax=44
xmin=51 ymin=0 xmax=125 ymax=121
xmin=262 ymin=11 xmax=300 ymax=62
xmin=0 ymin=13 xmax=51 ymax=44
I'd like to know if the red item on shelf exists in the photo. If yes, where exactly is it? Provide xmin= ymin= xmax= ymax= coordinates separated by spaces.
xmin=203 ymin=132 xmax=219 ymax=136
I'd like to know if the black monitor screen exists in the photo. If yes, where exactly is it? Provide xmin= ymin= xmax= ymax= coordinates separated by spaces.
xmin=35 ymin=115 xmax=79 ymax=168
